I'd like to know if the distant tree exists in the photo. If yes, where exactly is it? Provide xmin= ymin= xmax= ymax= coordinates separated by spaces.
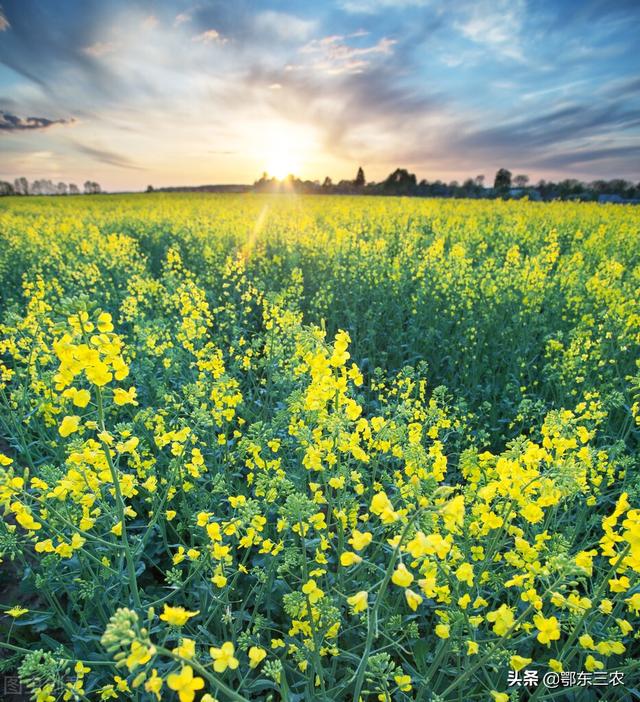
xmin=84 ymin=180 xmax=101 ymax=194
xmin=31 ymin=179 xmax=56 ymax=195
xmin=336 ymin=179 xmax=355 ymax=192
xmin=68 ymin=183 xmax=80 ymax=195
xmin=513 ymin=174 xmax=529 ymax=188
xmin=14 ymin=177 xmax=29 ymax=195
xmin=608 ymin=179 xmax=632 ymax=197
xmin=461 ymin=178 xmax=476 ymax=196
xmin=322 ymin=176 xmax=332 ymax=189
xmin=494 ymin=168 xmax=512 ymax=193
xmin=354 ymin=167 xmax=365 ymax=188
xmin=474 ymin=175 xmax=485 ymax=188
xmin=57 ymin=182 xmax=68 ymax=195
xmin=254 ymin=172 xmax=272 ymax=190
xmin=146 ymin=184 xmax=154 ymax=192
xmin=557 ymin=179 xmax=583 ymax=199
xmin=431 ymin=180 xmax=446 ymax=196
xmin=383 ymin=168 xmax=417 ymax=194
xmin=0 ymin=180 xmax=15 ymax=196
xmin=590 ymin=180 xmax=608 ymax=194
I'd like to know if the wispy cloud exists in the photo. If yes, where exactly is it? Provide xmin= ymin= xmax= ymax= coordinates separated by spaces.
xmin=0 ymin=110 xmax=74 ymax=131
xmin=83 ymin=41 xmax=116 ymax=57
xmin=142 ymin=15 xmax=158 ymax=30
xmin=460 ymin=101 xmax=640 ymax=152
xmin=174 ymin=12 xmax=190 ymax=26
xmin=532 ymin=144 xmax=640 ymax=170
xmin=298 ymin=34 xmax=396 ymax=75
xmin=0 ymin=5 xmax=9 ymax=31
xmin=74 ymin=143 xmax=144 ymax=170
xmin=339 ymin=0 xmax=427 ymax=13
xmin=253 ymin=11 xmax=316 ymax=42
xmin=456 ymin=0 xmax=526 ymax=61
xmin=193 ymin=29 xmax=226 ymax=44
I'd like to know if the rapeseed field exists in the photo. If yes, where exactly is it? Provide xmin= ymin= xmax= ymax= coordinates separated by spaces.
xmin=0 ymin=193 xmax=638 ymax=701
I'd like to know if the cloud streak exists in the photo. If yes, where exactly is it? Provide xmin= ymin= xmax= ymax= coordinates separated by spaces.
xmin=193 ymin=28 xmax=226 ymax=44
xmin=298 ymin=34 xmax=396 ymax=75
xmin=73 ymin=143 xmax=144 ymax=170
xmin=83 ymin=41 xmax=116 ymax=57
xmin=0 ymin=5 xmax=9 ymax=31
xmin=0 ymin=110 xmax=74 ymax=131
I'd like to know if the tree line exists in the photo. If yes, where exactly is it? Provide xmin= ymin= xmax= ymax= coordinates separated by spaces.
xmin=4 ymin=169 xmax=639 ymax=202
xmin=254 ymin=167 xmax=640 ymax=203
xmin=0 ymin=178 xmax=102 ymax=196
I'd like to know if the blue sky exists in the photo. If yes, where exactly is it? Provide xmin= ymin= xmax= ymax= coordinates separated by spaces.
xmin=0 ymin=0 xmax=639 ymax=190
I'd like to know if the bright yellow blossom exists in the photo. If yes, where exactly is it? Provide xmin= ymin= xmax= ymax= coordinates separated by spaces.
xmin=209 ymin=642 xmax=239 ymax=673
xmin=248 ymin=646 xmax=267 ymax=668
xmin=159 ymin=605 xmax=199 ymax=627
xmin=347 ymin=591 xmax=368 ymax=613
xmin=167 ymin=666 xmax=204 ymax=702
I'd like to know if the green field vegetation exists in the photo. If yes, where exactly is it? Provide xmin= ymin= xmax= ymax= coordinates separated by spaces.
xmin=0 ymin=194 xmax=639 ymax=701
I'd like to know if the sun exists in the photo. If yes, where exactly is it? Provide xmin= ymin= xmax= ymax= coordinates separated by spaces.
xmin=266 ymin=153 xmax=301 ymax=180
xmin=258 ymin=123 xmax=315 ymax=180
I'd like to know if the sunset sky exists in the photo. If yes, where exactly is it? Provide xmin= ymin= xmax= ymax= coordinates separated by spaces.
xmin=1 ymin=0 xmax=639 ymax=191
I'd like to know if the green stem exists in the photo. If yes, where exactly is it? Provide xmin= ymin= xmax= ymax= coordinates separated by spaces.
xmin=0 ymin=641 xmax=113 ymax=665
xmin=0 ymin=386 xmax=37 ymax=470
xmin=96 ymin=387 xmax=142 ymax=610
xmin=350 ymin=506 xmax=425 ymax=702
xmin=298 ymin=522 xmax=327 ymax=699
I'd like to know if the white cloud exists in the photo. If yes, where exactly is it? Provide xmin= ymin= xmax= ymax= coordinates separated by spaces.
xmin=253 ymin=11 xmax=316 ymax=42
xmin=174 ymin=12 xmax=191 ymax=26
xmin=193 ymin=29 xmax=227 ymax=45
xmin=340 ymin=0 xmax=427 ymax=13
xmin=456 ymin=0 xmax=526 ymax=61
xmin=299 ymin=34 xmax=396 ymax=75
xmin=83 ymin=41 xmax=116 ymax=57
xmin=142 ymin=15 xmax=159 ymax=30
xmin=0 ymin=6 xmax=9 ymax=31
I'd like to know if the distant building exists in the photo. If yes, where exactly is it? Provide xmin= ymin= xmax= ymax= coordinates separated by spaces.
xmin=598 ymin=194 xmax=640 ymax=204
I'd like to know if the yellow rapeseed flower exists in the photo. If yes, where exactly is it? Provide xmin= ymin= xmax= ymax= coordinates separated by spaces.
xmin=59 ymin=415 xmax=81 ymax=437
xmin=347 ymin=591 xmax=368 ymax=613
xmin=159 ymin=605 xmax=199 ymax=627
xmin=167 ymin=666 xmax=204 ymax=702
xmin=209 ymin=642 xmax=239 ymax=673
xmin=391 ymin=563 xmax=414 ymax=588
xmin=248 ymin=646 xmax=267 ymax=668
